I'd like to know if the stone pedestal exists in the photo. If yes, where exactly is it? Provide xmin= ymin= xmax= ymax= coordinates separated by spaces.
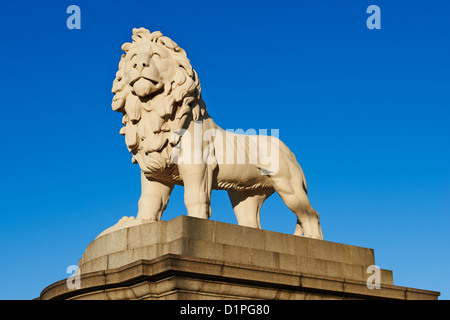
xmin=39 ymin=216 xmax=439 ymax=300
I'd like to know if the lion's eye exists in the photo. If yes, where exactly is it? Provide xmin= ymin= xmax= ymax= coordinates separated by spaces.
xmin=152 ymin=52 xmax=162 ymax=60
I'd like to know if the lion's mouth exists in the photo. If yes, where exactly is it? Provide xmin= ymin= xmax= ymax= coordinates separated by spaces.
xmin=130 ymin=76 xmax=161 ymax=97
xmin=130 ymin=76 xmax=158 ymax=87
xmin=132 ymin=77 xmax=159 ymax=97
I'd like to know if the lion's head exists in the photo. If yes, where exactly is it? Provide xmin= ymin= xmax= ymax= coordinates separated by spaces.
xmin=111 ymin=28 xmax=206 ymax=174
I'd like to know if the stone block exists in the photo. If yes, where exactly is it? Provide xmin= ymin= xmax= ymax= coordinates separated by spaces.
xmin=104 ymin=228 xmax=128 ymax=255
xmin=343 ymin=281 xmax=405 ymax=300
xmin=39 ymin=216 xmax=440 ymax=300
xmin=299 ymin=257 xmax=345 ymax=279
xmin=221 ymin=243 xmax=252 ymax=265
xmin=166 ymin=215 xmax=214 ymax=243
xmin=350 ymin=246 xmax=375 ymax=266
xmin=214 ymin=220 xmax=265 ymax=250
xmin=277 ymin=252 xmax=299 ymax=271
xmin=131 ymin=245 xmax=158 ymax=262
xmin=342 ymin=263 xmax=365 ymax=282
xmin=309 ymin=238 xmax=352 ymax=264
xmin=405 ymin=288 xmax=439 ymax=300
xmin=264 ymin=229 xmax=309 ymax=256
xmin=108 ymin=250 xmax=133 ymax=270
xmin=127 ymin=222 xmax=160 ymax=250
xmin=184 ymin=239 xmax=224 ymax=261
xmin=79 ymin=255 xmax=108 ymax=274
xmin=301 ymin=275 xmax=345 ymax=293
xmin=250 ymin=248 xmax=277 ymax=269
xmin=83 ymin=233 xmax=107 ymax=261
xmin=380 ymin=269 xmax=394 ymax=285
xmin=104 ymin=287 xmax=136 ymax=300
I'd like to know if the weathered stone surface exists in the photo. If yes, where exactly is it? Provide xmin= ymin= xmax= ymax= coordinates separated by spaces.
xmin=40 ymin=216 xmax=439 ymax=300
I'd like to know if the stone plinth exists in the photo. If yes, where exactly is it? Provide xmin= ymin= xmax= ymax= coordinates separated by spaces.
xmin=39 ymin=216 xmax=439 ymax=300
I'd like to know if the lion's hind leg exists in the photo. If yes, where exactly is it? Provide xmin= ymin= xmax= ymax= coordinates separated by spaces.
xmin=269 ymin=163 xmax=323 ymax=239
xmin=227 ymin=188 xmax=274 ymax=228
xmin=276 ymin=186 xmax=323 ymax=239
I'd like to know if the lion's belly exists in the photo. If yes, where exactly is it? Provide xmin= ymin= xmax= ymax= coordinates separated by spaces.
xmin=208 ymin=131 xmax=274 ymax=190
xmin=213 ymin=163 xmax=273 ymax=191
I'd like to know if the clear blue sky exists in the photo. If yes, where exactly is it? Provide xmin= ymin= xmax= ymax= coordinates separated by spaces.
xmin=0 ymin=0 xmax=448 ymax=299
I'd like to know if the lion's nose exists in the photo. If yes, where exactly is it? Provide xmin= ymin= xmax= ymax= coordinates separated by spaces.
xmin=133 ymin=62 xmax=149 ymax=72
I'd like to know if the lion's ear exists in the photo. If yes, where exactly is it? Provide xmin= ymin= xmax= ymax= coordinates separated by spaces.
xmin=132 ymin=28 xmax=152 ymax=42
xmin=121 ymin=42 xmax=132 ymax=52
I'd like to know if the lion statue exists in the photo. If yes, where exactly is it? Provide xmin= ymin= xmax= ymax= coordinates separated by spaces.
xmin=102 ymin=27 xmax=323 ymax=239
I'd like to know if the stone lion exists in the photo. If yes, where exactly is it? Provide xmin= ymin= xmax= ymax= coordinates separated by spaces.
xmin=103 ymin=27 xmax=323 ymax=239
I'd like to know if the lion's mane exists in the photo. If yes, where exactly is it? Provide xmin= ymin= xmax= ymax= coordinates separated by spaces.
xmin=111 ymin=28 xmax=205 ymax=172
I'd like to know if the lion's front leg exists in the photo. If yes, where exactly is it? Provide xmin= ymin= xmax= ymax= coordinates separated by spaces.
xmin=137 ymin=172 xmax=174 ymax=221
xmin=178 ymin=163 xmax=214 ymax=219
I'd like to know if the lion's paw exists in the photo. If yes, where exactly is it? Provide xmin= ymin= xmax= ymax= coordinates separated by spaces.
xmin=96 ymin=216 xmax=150 ymax=238
xmin=117 ymin=216 xmax=136 ymax=224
